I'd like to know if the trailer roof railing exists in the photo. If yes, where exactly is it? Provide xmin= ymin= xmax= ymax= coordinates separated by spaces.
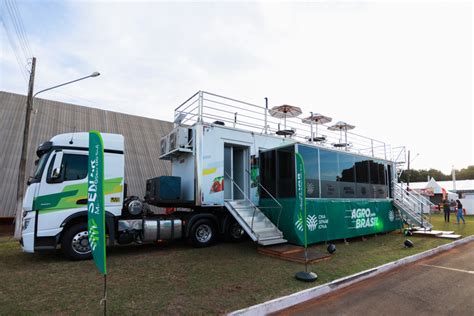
xmin=174 ymin=91 xmax=406 ymax=164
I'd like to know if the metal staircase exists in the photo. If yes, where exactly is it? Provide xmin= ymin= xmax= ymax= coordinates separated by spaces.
xmin=392 ymin=181 xmax=433 ymax=230
xmin=225 ymin=200 xmax=287 ymax=246
xmin=224 ymin=171 xmax=287 ymax=246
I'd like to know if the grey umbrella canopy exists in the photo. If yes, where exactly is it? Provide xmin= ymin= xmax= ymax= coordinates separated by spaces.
xmin=328 ymin=121 xmax=355 ymax=149
xmin=269 ymin=104 xmax=302 ymax=130
xmin=301 ymin=113 xmax=332 ymax=140
xmin=301 ymin=113 xmax=332 ymax=125
xmin=328 ymin=121 xmax=355 ymax=131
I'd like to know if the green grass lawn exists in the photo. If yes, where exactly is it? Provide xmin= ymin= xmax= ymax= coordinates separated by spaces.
xmin=1 ymin=214 xmax=473 ymax=315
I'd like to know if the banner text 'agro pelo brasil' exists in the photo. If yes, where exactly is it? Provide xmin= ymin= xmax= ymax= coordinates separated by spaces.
xmin=88 ymin=131 xmax=107 ymax=275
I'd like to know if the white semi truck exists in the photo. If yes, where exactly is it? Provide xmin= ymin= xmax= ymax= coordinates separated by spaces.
xmin=20 ymin=130 xmax=256 ymax=260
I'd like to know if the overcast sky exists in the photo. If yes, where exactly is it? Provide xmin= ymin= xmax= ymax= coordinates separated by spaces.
xmin=1 ymin=0 xmax=472 ymax=174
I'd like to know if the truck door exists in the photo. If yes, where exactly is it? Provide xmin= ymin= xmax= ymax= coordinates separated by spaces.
xmin=34 ymin=149 xmax=89 ymax=242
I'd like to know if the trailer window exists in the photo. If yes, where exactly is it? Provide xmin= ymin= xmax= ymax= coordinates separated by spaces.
xmin=299 ymin=145 xmax=320 ymax=198
xmin=370 ymin=160 xmax=388 ymax=198
xmin=276 ymin=146 xmax=295 ymax=198
xmin=260 ymin=150 xmax=276 ymax=198
xmin=338 ymin=153 xmax=356 ymax=198
xmin=320 ymin=150 xmax=339 ymax=198
xmin=355 ymin=158 xmax=370 ymax=198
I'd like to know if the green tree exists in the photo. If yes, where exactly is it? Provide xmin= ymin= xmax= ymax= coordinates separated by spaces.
xmin=398 ymin=165 xmax=474 ymax=182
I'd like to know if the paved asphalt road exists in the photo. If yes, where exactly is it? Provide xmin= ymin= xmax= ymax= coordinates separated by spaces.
xmin=276 ymin=241 xmax=474 ymax=316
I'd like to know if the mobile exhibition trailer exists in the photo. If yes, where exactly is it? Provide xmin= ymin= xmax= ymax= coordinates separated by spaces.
xmin=20 ymin=91 xmax=433 ymax=259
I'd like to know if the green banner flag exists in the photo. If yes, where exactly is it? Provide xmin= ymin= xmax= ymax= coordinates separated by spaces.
xmin=88 ymin=131 xmax=107 ymax=275
xmin=295 ymin=152 xmax=307 ymax=248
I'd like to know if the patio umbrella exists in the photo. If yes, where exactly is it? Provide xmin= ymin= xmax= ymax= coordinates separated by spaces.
xmin=301 ymin=112 xmax=332 ymax=140
xmin=328 ymin=121 xmax=355 ymax=149
xmin=269 ymin=104 xmax=302 ymax=130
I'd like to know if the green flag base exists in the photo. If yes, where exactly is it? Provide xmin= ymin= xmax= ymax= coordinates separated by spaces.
xmin=295 ymin=271 xmax=318 ymax=282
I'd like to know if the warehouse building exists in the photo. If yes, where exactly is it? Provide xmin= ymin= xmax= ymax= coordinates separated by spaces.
xmin=0 ymin=91 xmax=172 ymax=222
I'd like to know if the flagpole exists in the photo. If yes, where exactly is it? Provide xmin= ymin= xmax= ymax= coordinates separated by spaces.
xmin=295 ymin=153 xmax=317 ymax=282
xmin=88 ymin=130 xmax=108 ymax=314
xmin=103 ymin=275 xmax=107 ymax=315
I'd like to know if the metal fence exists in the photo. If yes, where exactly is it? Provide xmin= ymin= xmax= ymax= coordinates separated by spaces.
xmin=174 ymin=91 xmax=406 ymax=163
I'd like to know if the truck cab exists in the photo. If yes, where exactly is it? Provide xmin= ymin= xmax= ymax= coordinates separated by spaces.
xmin=21 ymin=133 xmax=124 ymax=259
xmin=21 ymin=131 xmax=244 ymax=260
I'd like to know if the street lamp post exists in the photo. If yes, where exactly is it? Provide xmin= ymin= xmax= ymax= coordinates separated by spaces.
xmin=33 ymin=71 xmax=100 ymax=99
xmin=14 ymin=66 xmax=100 ymax=239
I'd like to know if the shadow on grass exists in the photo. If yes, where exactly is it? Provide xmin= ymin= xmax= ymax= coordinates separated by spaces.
xmin=11 ymin=237 xmax=251 ymax=263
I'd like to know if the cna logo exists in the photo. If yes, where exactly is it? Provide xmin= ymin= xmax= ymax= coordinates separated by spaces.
xmin=295 ymin=214 xmax=319 ymax=232
xmin=388 ymin=210 xmax=395 ymax=222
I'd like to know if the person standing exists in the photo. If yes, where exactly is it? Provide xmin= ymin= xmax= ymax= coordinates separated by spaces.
xmin=443 ymin=200 xmax=450 ymax=222
xmin=450 ymin=199 xmax=456 ymax=214
xmin=456 ymin=199 xmax=466 ymax=224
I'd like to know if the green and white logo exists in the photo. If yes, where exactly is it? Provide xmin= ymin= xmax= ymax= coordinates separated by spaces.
xmin=388 ymin=210 xmax=395 ymax=222
xmin=296 ymin=214 xmax=319 ymax=232
xmin=88 ymin=131 xmax=107 ymax=275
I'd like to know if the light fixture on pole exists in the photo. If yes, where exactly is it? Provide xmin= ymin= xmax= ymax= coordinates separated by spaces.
xmin=14 ymin=69 xmax=101 ymax=239
xmin=33 ymin=71 xmax=100 ymax=99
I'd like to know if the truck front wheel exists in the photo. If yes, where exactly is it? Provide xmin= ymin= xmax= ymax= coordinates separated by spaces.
xmin=61 ymin=223 xmax=92 ymax=260
xmin=189 ymin=219 xmax=216 ymax=247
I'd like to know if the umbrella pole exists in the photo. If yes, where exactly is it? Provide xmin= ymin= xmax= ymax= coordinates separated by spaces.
xmin=345 ymin=129 xmax=348 ymax=151
xmin=310 ymin=122 xmax=313 ymax=143
xmin=315 ymin=124 xmax=318 ymax=138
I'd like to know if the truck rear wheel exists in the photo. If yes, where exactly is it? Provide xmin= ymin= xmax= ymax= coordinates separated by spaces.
xmin=226 ymin=220 xmax=246 ymax=242
xmin=189 ymin=219 xmax=215 ymax=247
xmin=61 ymin=223 xmax=92 ymax=260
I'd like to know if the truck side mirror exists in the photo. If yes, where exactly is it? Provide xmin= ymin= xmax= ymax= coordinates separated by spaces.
xmin=50 ymin=151 xmax=64 ymax=180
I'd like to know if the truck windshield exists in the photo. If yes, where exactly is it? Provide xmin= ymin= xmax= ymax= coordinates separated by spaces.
xmin=30 ymin=151 xmax=51 ymax=184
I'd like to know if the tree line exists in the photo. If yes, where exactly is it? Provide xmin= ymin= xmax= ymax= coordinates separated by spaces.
xmin=399 ymin=165 xmax=474 ymax=183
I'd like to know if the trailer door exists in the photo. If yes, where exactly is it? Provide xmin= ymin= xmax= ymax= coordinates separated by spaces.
xmin=224 ymin=144 xmax=249 ymax=200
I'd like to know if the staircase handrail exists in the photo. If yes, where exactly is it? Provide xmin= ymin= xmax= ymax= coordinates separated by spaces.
xmin=245 ymin=169 xmax=283 ymax=228
xmin=405 ymin=185 xmax=435 ymax=221
xmin=224 ymin=171 xmax=259 ymax=232
xmin=394 ymin=181 xmax=431 ymax=210
xmin=392 ymin=180 xmax=432 ymax=229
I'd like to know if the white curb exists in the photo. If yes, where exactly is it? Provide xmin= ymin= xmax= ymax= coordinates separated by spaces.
xmin=229 ymin=235 xmax=474 ymax=316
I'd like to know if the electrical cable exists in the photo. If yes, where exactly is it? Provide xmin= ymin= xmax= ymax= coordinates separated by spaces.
xmin=0 ymin=15 xmax=28 ymax=83
xmin=10 ymin=0 xmax=33 ymax=57
xmin=4 ymin=0 xmax=31 ymax=61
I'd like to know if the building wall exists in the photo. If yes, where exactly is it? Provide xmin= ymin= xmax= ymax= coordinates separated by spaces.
xmin=0 ymin=91 xmax=172 ymax=218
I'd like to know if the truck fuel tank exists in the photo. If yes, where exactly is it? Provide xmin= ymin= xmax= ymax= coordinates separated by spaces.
xmin=118 ymin=219 xmax=183 ymax=243
xmin=142 ymin=219 xmax=182 ymax=242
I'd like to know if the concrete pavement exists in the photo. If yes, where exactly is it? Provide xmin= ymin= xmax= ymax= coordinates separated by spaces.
xmin=276 ymin=241 xmax=474 ymax=316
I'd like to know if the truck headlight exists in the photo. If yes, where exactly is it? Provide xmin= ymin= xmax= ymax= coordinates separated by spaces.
xmin=23 ymin=218 xmax=31 ymax=230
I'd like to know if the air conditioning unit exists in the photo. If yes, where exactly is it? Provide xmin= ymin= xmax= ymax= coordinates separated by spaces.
xmin=160 ymin=136 xmax=168 ymax=156
xmin=168 ymin=127 xmax=189 ymax=152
